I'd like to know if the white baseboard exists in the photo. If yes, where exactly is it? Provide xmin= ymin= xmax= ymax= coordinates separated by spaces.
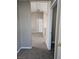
xmin=17 ymin=48 xmax=21 ymax=53
xmin=17 ymin=47 xmax=32 ymax=53
xmin=46 ymin=39 xmax=51 ymax=50
xmin=21 ymin=47 xmax=32 ymax=49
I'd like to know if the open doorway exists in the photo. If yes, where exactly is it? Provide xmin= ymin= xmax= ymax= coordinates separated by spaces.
xmin=31 ymin=11 xmax=46 ymax=49
xmin=31 ymin=1 xmax=53 ymax=59
xmin=31 ymin=1 xmax=48 ymax=50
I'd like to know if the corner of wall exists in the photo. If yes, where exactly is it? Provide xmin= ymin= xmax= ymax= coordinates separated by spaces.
xmin=45 ymin=37 xmax=51 ymax=50
xmin=17 ymin=47 xmax=32 ymax=53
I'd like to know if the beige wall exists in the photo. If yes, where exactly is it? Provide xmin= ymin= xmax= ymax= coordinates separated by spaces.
xmin=43 ymin=12 xmax=48 ymax=40
xmin=32 ymin=12 xmax=43 ymax=33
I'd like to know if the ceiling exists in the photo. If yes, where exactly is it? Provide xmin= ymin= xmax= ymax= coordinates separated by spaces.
xmin=31 ymin=1 xmax=50 ymax=12
xmin=18 ymin=0 xmax=51 ymax=12
xmin=18 ymin=0 xmax=50 ymax=2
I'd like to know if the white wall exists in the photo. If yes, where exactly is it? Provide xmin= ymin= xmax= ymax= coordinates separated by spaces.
xmin=54 ymin=0 xmax=61 ymax=59
xmin=31 ymin=1 xmax=48 ymax=12
xmin=17 ymin=1 xmax=32 ymax=51
xmin=17 ymin=2 xmax=20 ymax=50
xmin=18 ymin=0 xmax=49 ymax=1
xmin=43 ymin=12 xmax=49 ymax=47
xmin=57 ymin=46 xmax=61 ymax=59
xmin=46 ymin=2 xmax=52 ymax=50
xmin=32 ymin=12 xmax=43 ymax=33
xmin=17 ymin=3 xmax=21 ymax=51
xmin=57 ymin=20 xmax=61 ymax=59
xmin=47 ymin=8 xmax=52 ymax=50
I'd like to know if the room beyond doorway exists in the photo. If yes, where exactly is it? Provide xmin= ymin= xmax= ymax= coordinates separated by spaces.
xmin=31 ymin=1 xmax=50 ymax=50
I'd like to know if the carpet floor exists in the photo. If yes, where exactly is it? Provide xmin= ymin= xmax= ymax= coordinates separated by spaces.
xmin=17 ymin=33 xmax=53 ymax=59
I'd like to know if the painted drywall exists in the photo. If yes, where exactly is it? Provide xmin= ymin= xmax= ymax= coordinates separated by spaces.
xmin=57 ymin=46 xmax=61 ymax=59
xmin=31 ymin=1 xmax=48 ymax=12
xmin=46 ymin=2 xmax=52 ymax=50
xmin=47 ymin=8 xmax=51 ymax=50
xmin=43 ymin=12 xmax=49 ymax=47
xmin=54 ymin=0 xmax=61 ymax=59
xmin=51 ymin=4 xmax=57 ymax=43
xmin=57 ymin=20 xmax=61 ymax=59
xmin=31 ymin=12 xmax=43 ymax=33
xmin=17 ymin=1 xmax=32 ymax=49
xmin=17 ymin=18 xmax=21 ymax=51
xmin=18 ymin=0 xmax=50 ymax=2
xmin=17 ymin=2 xmax=21 ymax=51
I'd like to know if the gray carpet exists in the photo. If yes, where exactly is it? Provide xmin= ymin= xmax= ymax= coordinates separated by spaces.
xmin=17 ymin=47 xmax=53 ymax=59
xmin=17 ymin=33 xmax=53 ymax=59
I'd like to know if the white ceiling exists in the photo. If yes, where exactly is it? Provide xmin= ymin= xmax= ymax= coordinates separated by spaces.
xmin=18 ymin=0 xmax=50 ymax=12
xmin=18 ymin=0 xmax=50 ymax=2
xmin=31 ymin=1 xmax=50 ymax=12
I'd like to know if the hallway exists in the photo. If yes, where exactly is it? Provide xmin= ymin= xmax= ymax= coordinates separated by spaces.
xmin=17 ymin=0 xmax=61 ymax=59
xmin=32 ymin=33 xmax=47 ymax=50
xmin=17 ymin=33 xmax=53 ymax=59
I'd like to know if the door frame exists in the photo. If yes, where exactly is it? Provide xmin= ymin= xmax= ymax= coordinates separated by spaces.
xmin=49 ymin=0 xmax=61 ymax=59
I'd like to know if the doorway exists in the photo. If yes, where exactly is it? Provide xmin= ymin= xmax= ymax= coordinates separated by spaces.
xmin=31 ymin=1 xmax=49 ymax=51
xmin=31 ymin=1 xmax=53 ymax=59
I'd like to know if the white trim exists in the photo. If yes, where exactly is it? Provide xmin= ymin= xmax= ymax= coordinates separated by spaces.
xmin=50 ymin=0 xmax=57 ymax=8
xmin=47 ymin=39 xmax=51 ymax=50
xmin=17 ymin=48 xmax=21 ymax=53
xmin=21 ymin=47 xmax=32 ymax=49
xmin=54 ymin=0 xmax=61 ymax=59
xmin=17 ymin=47 xmax=32 ymax=53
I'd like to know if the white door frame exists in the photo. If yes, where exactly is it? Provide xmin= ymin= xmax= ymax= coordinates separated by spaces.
xmin=47 ymin=0 xmax=57 ymax=50
xmin=48 ymin=0 xmax=61 ymax=59
xmin=53 ymin=0 xmax=61 ymax=59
